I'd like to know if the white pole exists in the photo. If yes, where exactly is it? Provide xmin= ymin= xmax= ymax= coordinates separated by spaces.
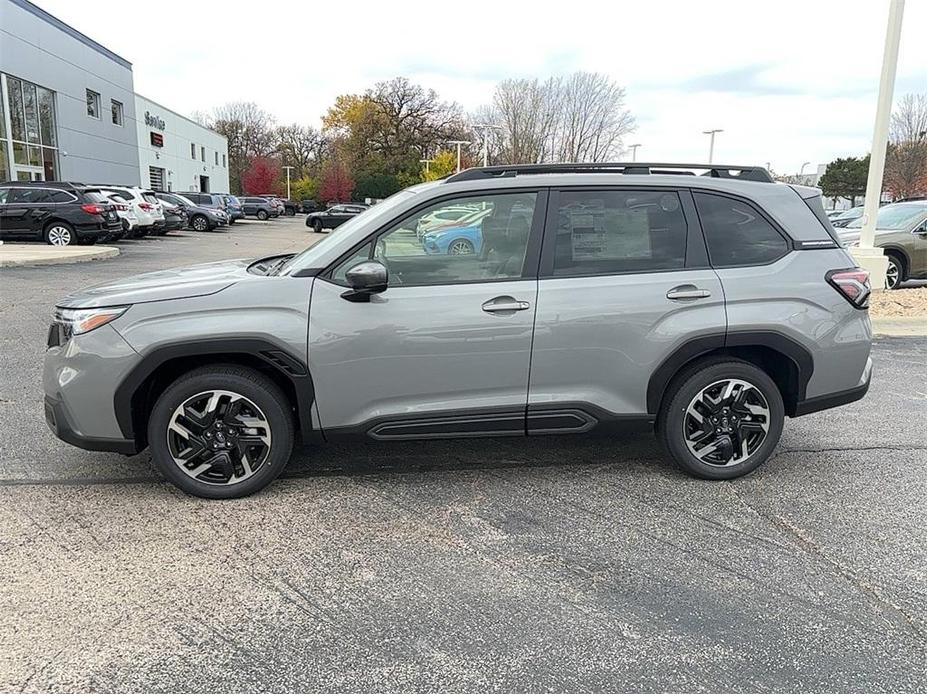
xmin=627 ymin=144 xmax=641 ymax=161
xmin=282 ymin=165 xmax=294 ymax=199
xmin=859 ymin=0 xmax=905 ymax=250
xmin=482 ymin=130 xmax=489 ymax=167
xmin=448 ymin=140 xmax=469 ymax=173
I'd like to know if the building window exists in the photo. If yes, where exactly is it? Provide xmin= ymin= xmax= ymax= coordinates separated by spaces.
xmin=214 ymin=151 xmax=219 ymax=165
xmin=222 ymin=154 xmax=226 ymax=168
xmin=2 ymin=74 xmax=60 ymax=181
xmin=191 ymin=143 xmax=196 ymax=159
xmin=111 ymin=99 xmax=124 ymax=126
xmin=86 ymin=89 xmax=100 ymax=119
xmin=200 ymin=146 xmax=205 ymax=162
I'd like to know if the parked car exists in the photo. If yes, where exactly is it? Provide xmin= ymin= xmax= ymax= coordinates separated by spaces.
xmin=159 ymin=198 xmax=188 ymax=232
xmin=43 ymin=162 xmax=873 ymax=499
xmin=239 ymin=196 xmax=278 ymax=221
xmin=298 ymin=199 xmax=318 ymax=214
xmin=831 ymin=205 xmax=864 ymax=228
xmin=181 ymin=192 xmax=230 ymax=226
xmin=219 ymin=195 xmax=244 ymax=224
xmin=153 ymin=192 xmax=227 ymax=232
xmin=826 ymin=209 xmax=846 ymax=221
xmin=101 ymin=186 xmax=165 ymax=237
xmin=263 ymin=196 xmax=297 ymax=216
xmin=99 ymin=189 xmax=137 ymax=242
xmin=420 ymin=208 xmax=531 ymax=255
xmin=415 ymin=205 xmax=480 ymax=240
xmin=838 ymin=201 xmax=927 ymax=289
xmin=257 ymin=195 xmax=287 ymax=217
xmin=0 ymin=181 xmax=121 ymax=246
xmin=305 ymin=203 xmax=368 ymax=232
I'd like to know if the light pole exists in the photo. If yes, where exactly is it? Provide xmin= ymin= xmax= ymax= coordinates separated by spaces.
xmin=627 ymin=143 xmax=642 ymax=162
xmin=419 ymin=158 xmax=433 ymax=175
xmin=799 ymin=161 xmax=811 ymax=176
xmin=448 ymin=140 xmax=470 ymax=173
xmin=474 ymin=124 xmax=503 ymax=167
xmin=852 ymin=0 xmax=904 ymax=289
xmin=282 ymin=165 xmax=294 ymax=199
xmin=702 ymin=129 xmax=723 ymax=163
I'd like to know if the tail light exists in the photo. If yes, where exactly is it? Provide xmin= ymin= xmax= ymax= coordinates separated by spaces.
xmin=826 ymin=268 xmax=870 ymax=308
xmin=138 ymin=202 xmax=153 ymax=211
xmin=80 ymin=203 xmax=103 ymax=215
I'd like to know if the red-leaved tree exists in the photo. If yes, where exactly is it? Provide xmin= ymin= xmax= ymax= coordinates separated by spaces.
xmin=241 ymin=157 xmax=280 ymax=194
xmin=320 ymin=162 xmax=354 ymax=203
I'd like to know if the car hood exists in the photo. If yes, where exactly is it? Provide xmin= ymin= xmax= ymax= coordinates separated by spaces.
xmin=56 ymin=259 xmax=252 ymax=309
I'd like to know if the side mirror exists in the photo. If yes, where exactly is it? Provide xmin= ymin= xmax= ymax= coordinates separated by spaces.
xmin=342 ymin=261 xmax=388 ymax=302
xmin=915 ymin=222 xmax=927 ymax=235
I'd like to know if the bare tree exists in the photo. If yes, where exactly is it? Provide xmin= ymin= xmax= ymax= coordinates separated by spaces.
xmin=274 ymin=124 xmax=326 ymax=177
xmin=890 ymin=93 xmax=927 ymax=143
xmin=550 ymin=72 xmax=635 ymax=162
xmin=490 ymin=78 xmax=557 ymax=164
xmin=886 ymin=93 xmax=927 ymax=200
xmin=201 ymin=102 xmax=276 ymax=193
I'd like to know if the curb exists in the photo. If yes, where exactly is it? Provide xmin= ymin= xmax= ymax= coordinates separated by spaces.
xmin=0 ymin=245 xmax=119 ymax=267
xmin=871 ymin=317 xmax=927 ymax=337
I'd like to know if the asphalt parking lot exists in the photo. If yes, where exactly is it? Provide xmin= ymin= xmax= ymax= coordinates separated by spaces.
xmin=1 ymin=216 xmax=925 ymax=693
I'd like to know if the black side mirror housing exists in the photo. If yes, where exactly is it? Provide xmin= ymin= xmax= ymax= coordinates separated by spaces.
xmin=342 ymin=261 xmax=388 ymax=302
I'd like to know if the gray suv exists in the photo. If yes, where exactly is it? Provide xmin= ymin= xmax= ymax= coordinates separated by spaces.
xmin=43 ymin=163 xmax=873 ymax=499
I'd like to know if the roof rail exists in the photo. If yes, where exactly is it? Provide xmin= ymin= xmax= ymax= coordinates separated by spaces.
xmin=445 ymin=162 xmax=775 ymax=184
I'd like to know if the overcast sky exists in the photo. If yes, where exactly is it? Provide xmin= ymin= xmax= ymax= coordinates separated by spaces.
xmin=34 ymin=0 xmax=927 ymax=174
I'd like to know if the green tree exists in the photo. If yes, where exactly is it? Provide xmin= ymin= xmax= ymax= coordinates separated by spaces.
xmin=818 ymin=156 xmax=870 ymax=205
xmin=354 ymin=172 xmax=402 ymax=201
xmin=421 ymin=150 xmax=456 ymax=181
xmin=290 ymin=175 xmax=319 ymax=204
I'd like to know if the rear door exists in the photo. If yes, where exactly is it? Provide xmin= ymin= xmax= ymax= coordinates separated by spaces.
xmin=308 ymin=189 xmax=545 ymax=436
xmin=7 ymin=187 xmax=52 ymax=238
xmin=528 ymin=187 xmax=726 ymax=428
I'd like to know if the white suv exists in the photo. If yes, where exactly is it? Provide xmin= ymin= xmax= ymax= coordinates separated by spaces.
xmin=104 ymin=186 xmax=165 ymax=237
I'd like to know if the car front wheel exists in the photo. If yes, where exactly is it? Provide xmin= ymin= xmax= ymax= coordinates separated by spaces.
xmin=147 ymin=365 xmax=295 ymax=499
xmin=257 ymin=210 xmax=268 ymax=221
xmin=191 ymin=215 xmax=209 ymax=232
xmin=885 ymin=253 xmax=903 ymax=290
xmin=44 ymin=222 xmax=74 ymax=246
xmin=657 ymin=358 xmax=784 ymax=480
xmin=312 ymin=219 xmax=323 ymax=233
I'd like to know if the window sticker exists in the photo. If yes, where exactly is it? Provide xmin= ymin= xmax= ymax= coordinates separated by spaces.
xmin=570 ymin=208 xmax=651 ymax=261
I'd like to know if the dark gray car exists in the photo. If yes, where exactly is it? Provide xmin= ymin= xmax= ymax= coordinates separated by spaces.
xmin=154 ymin=192 xmax=226 ymax=232
xmin=44 ymin=162 xmax=872 ymax=499
xmin=239 ymin=196 xmax=278 ymax=221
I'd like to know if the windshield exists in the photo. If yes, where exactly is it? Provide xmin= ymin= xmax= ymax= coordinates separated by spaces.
xmin=847 ymin=204 xmax=927 ymax=229
xmin=835 ymin=207 xmax=862 ymax=220
xmin=278 ymin=187 xmax=425 ymax=275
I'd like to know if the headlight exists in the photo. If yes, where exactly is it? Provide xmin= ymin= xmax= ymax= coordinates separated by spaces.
xmin=55 ymin=306 xmax=128 ymax=335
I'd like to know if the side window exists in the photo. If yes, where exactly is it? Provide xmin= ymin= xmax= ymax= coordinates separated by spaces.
xmin=549 ymin=190 xmax=687 ymax=276
xmin=47 ymin=190 xmax=75 ymax=203
xmin=694 ymin=193 xmax=789 ymax=267
xmin=11 ymin=188 xmax=50 ymax=203
xmin=0 ymin=189 xmax=10 ymax=204
xmin=368 ymin=192 xmax=537 ymax=287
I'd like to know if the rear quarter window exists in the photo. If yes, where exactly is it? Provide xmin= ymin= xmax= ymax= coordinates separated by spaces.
xmin=693 ymin=192 xmax=789 ymax=267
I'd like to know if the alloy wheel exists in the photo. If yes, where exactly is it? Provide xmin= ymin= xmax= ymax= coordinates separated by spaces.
xmin=885 ymin=258 xmax=900 ymax=289
xmin=448 ymin=240 xmax=473 ymax=255
xmin=166 ymin=390 xmax=272 ymax=486
xmin=193 ymin=217 xmax=207 ymax=231
xmin=683 ymin=378 xmax=770 ymax=466
xmin=47 ymin=225 xmax=72 ymax=246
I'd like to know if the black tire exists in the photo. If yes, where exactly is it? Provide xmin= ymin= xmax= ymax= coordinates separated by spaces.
xmin=191 ymin=214 xmax=209 ymax=232
xmin=286 ymin=207 xmax=295 ymax=216
xmin=657 ymin=358 xmax=784 ymax=480
xmin=447 ymin=238 xmax=474 ymax=255
xmin=44 ymin=221 xmax=75 ymax=246
xmin=257 ymin=209 xmax=268 ymax=221
xmin=312 ymin=219 xmax=323 ymax=233
xmin=885 ymin=252 xmax=904 ymax=290
xmin=147 ymin=365 xmax=295 ymax=499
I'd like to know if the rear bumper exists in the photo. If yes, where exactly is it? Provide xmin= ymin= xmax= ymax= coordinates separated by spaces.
xmin=793 ymin=358 xmax=871 ymax=416
xmin=44 ymin=395 xmax=139 ymax=455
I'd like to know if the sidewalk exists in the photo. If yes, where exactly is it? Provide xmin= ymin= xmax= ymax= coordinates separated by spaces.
xmin=871 ymin=316 xmax=927 ymax=337
xmin=0 ymin=243 xmax=119 ymax=267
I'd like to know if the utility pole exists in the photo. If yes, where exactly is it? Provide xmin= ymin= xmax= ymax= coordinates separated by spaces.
xmin=282 ymin=165 xmax=294 ymax=200
xmin=702 ymin=129 xmax=723 ymax=163
xmin=627 ymin=143 xmax=642 ymax=162
xmin=853 ymin=0 xmax=905 ymax=289
xmin=474 ymin=124 xmax=503 ymax=167
xmin=419 ymin=158 xmax=433 ymax=175
xmin=447 ymin=140 xmax=470 ymax=173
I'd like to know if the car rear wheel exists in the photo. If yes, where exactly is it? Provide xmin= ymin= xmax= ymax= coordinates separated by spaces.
xmin=148 ymin=365 xmax=295 ymax=499
xmin=44 ymin=222 xmax=74 ymax=246
xmin=885 ymin=253 xmax=903 ymax=290
xmin=312 ymin=219 xmax=323 ymax=233
xmin=191 ymin=215 xmax=209 ymax=232
xmin=657 ymin=358 xmax=784 ymax=480
xmin=257 ymin=210 xmax=268 ymax=221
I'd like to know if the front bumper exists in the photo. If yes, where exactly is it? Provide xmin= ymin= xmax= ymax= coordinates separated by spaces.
xmin=44 ymin=395 xmax=138 ymax=454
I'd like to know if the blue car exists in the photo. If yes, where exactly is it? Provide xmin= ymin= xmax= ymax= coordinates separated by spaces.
xmin=422 ymin=222 xmax=483 ymax=255
xmin=220 ymin=195 xmax=244 ymax=224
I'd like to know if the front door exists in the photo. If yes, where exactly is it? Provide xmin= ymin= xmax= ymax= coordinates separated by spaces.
xmin=528 ymin=188 xmax=727 ymax=426
xmin=199 ymin=176 xmax=209 ymax=193
xmin=308 ymin=190 xmax=544 ymax=437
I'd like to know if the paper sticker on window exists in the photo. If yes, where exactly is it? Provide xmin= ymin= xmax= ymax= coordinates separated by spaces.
xmin=570 ymin=208 xmax=651 ymax=261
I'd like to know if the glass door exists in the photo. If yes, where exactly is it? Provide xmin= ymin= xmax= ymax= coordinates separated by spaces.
xmin=15 ymin=165 xmax=44 ymax=181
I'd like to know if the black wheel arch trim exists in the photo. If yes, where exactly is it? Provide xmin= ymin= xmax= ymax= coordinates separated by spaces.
xmin=113 ymin=337 xmax=317 ymax=445
xmin=646 ymin=330 xmax=814 ymax=416
xmin=881 ymin=245 xmax=910 ymax=278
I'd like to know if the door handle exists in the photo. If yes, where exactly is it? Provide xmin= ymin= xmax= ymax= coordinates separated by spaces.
xmin=666 ymin=285 xmax=712 ymax=300
xmin=482 ymin=296 xmax=531 ymax=313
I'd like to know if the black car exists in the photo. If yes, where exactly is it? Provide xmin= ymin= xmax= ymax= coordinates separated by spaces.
xmin=0 ymin=181 xmax=121 ymax=246
xmin=239 ymin=196 xmax=278 ymax=221
xmin=159 ymin=199 xmax=188 ymax=232
xmin=298 ymin=199 xmax=318 ymax=213
xmin=263 ymin=196 xmax=297 ymax=215
xmin=305 ymin=203 xmax=368 ymax=232
xmin=153 ymin=192 xmax=226 ymax=232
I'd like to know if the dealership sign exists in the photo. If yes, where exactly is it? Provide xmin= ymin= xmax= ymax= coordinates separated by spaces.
xmin=144 ymin=111 xmax=165 ymax=130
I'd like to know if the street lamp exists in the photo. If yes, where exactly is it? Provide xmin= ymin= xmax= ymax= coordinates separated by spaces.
xmin=626 ymin=143 xmax=642 ymax=162
xmin=702 ymin=129 xmax=723 ymax=163
xmin=282 ymin=165 xmax=294 ymax=200
xmin=474 ymin=124 xmax=503 ymax=167
xmin=447 ymin=140 xmax=470 ymax=173
xmin=419 ymin=158 xmax=434 ymax=175
xmin=852 ymin=0 xmax=904 ymax=289
xmin=799 ymin=161 xmax=811 ymax=176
